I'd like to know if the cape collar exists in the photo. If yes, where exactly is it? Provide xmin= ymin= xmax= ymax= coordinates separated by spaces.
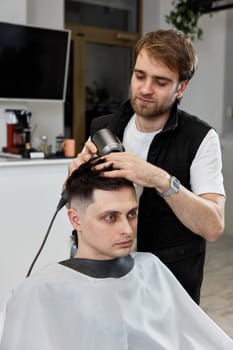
xmin=59 ymin=255 xmax=134 ymax=278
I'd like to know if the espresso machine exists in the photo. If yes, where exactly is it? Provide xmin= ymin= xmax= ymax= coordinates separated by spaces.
xmin=2 ymin=109 xmax=32 ymax=156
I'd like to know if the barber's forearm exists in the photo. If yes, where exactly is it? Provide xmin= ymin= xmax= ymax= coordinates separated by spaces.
xmin=88 ymin=153 xmax=225 ymax=241
xmin=164 ymin=187 xmax=225 ymax=241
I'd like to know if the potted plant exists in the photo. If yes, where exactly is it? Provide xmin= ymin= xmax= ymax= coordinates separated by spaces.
xmin=165 ymin=0 xmax=213 ymax=41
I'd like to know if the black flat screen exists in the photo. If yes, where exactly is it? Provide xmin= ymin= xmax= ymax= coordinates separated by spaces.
xmin=0 ymin=22 xmax=70 ymax=101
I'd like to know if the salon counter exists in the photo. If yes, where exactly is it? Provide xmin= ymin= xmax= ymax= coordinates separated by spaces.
xmin=0 ymin=157 xmax=73 ymax=311
xmin=0 ymin=155 xmax=71 ymax=167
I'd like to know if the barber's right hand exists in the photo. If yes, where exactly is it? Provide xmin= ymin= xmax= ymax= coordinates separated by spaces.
xmin=68 ymin=140 xmax=98 ymax=175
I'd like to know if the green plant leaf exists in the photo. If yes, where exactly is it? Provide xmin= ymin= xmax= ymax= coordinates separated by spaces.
xmin=165 ymin=0 xmax=212 ymax=41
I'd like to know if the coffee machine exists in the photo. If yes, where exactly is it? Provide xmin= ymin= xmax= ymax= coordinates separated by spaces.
xmin=3 ymin=109 xmax=32 ymax=156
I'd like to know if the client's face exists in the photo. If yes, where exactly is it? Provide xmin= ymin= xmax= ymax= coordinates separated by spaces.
xmin=75 ymin=187 xmax=138 ymax=260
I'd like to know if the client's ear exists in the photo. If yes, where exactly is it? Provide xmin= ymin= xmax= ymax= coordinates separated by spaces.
xmin=67 ymin=208 xmax=81 ymax=230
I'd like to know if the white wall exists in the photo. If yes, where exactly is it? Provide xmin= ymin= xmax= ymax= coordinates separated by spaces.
xmin=223 ymin=9 xmax=233 ymax=135
xmin=0 ymin=0 xmax=27 ymax=23
xmin=182 ymin=13 xmax=226 ymax=134
xmin=221 ymin=139 xmax=233 ymax=235
xmin=27 ymin=0 xmax=64 ymax=29
xmin=0 ymin=160 xmax=72 ymax=311
xmin=142 ymin=0 xmax=160 ymax=33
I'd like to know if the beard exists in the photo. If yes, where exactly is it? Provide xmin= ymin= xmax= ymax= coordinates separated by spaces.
xmin=130 ymin=95 xmax=175 ymax=119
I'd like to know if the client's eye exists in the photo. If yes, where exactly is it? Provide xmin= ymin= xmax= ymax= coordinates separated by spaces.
xmin=128 ymin=209 xmax=138 ymax=219
xmin=104 ymin=214 xmax=116 ymax=223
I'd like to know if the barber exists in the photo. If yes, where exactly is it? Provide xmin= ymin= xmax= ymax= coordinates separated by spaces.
xmin=69 ymin=29 xmax=225 ymax=304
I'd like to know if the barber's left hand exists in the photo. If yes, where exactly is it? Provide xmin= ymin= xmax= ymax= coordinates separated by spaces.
xmin=68 ymin=140 xmax=97 ymax=175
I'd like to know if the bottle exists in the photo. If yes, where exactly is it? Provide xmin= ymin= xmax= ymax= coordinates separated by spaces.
xmin=22 ymin=142 xmax=32 ymax=159
xmin=55 ymin=135 xmax=65 ymax=157
xmin=40 ymin=136 xmax=48 ymax=155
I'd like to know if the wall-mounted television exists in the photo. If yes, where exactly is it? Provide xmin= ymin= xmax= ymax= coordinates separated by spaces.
xmin=0 ymin=22 xmax=71 ymax=102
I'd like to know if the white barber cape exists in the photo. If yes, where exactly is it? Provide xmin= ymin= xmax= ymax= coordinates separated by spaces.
xmin=0 ymin=252 xmax=232 ymax=350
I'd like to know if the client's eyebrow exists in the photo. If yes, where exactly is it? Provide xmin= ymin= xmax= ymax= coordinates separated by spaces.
xmin=100 ymin=206 xmax=138 ymax=217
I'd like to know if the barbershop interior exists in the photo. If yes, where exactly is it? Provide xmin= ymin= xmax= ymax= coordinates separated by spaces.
xmin=0 ymin=0 xmax=233 ymax=341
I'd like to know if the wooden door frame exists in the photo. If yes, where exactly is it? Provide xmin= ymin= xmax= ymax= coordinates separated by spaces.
xmin=65 ymin=2 xmax=142 ymax=151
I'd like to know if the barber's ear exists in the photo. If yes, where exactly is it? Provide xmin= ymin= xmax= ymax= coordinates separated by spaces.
xmin=176 ymin=80 xmax=189 ymax=100
xmin=67 ymin=208 xmax=81 ymax=229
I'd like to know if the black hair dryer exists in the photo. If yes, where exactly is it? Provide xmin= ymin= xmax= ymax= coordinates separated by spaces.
xmin=91 ymin=128 xmax=124 ymax=156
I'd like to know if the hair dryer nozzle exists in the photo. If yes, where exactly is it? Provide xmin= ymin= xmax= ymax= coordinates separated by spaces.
xmin=91 ymin=128 xmax=124 ymax=156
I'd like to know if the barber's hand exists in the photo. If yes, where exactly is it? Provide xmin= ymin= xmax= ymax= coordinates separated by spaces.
xmin=94 ymin=152 xmax=170 ymax=191
xmin=68 ymin=140 xmax=98 ymax=175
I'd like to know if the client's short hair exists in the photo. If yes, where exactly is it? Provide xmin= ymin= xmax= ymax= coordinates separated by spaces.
xmin=65 ymin=158 xmax=135 ymax=207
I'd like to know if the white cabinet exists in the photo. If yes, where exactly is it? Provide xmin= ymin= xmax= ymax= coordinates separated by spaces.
xmin=0 ymin=158 xmax=73 ymax=310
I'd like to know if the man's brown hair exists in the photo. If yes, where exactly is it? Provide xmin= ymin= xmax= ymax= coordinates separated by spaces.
xmin=134 ymin=29 xmax=198 ymax=82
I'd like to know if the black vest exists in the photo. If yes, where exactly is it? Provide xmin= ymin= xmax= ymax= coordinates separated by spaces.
xmin=90 ymin=100 xmax=212 ymax=302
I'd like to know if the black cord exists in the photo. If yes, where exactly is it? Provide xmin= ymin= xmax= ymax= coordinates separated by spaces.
xmin=26 ymin=208 xmax=59 ymax=277
xmin=26 ymin=191 xmax=69 ymax=278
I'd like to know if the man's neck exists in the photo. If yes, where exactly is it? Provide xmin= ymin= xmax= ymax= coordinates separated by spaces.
xmin=135 ymin=113 xmax=170 ymax=133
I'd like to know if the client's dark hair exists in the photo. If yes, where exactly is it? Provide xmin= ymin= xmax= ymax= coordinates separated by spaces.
xmin=65 ymin=157 xmax=135 ymax=205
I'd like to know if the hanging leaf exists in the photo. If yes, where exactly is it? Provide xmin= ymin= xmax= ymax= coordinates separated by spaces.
xmin=165 ymin=0 xmax=212 ymax=41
